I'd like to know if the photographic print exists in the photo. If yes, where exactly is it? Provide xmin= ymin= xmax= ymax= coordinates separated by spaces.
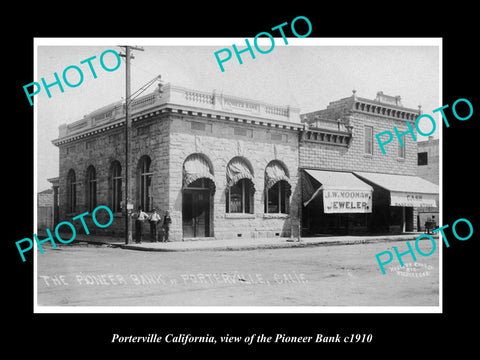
xmin=33 ymin=39 xmax=442 ymax=312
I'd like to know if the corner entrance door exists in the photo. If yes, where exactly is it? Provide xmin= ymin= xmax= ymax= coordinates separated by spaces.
xmin=182 ymin=190 xmax=210 ymax=238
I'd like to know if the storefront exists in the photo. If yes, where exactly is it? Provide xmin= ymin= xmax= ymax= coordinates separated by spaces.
xmin=302 ymin=169 xmax=373 ymax=235
xmin=301 ymin=169 xmax=439 ymax=235
xmin=353 ymin=171 xmax=439 ymax=233
xmin=298 ymin=90 xmax=440 ymax=236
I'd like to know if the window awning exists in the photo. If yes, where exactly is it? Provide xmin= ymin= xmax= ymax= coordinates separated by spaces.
xmin=183 ymin=154 xmax=215 ymax=192
xmin=226 ymin=158 xmax=254 ymax=189
xmin=265 ymin=162 xmax=291 ymax=190
xmin=303 ymin=169 xmax=373 ymax=213
xmin=353 ymin=171 xmax=439 ymax=208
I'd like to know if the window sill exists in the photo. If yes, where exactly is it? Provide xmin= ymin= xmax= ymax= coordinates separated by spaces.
xmin=263 ymin=213 xmax=289 ymax=219
xmin=225 ymin=213 xmax=255 ymax=219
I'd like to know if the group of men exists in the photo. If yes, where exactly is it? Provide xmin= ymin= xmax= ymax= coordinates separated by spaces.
xmin=134 ymin=207 xmax=172 ymax=244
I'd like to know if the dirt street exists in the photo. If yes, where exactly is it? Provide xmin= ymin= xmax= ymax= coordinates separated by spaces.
xmin=36 ymin=240 xmax=439 ymax=307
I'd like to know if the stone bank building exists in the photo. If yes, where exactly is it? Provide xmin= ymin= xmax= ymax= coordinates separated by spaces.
xmin=51 ymin=84 xmax=439 ymax=241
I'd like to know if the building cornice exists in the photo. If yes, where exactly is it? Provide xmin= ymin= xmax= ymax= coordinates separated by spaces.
xmin=52 ymin=105 xmax=305 ymax=147
xmin=52 ymin=83 xmax=304 ymax=146
xmin=351 ymin=96 xmax=420 ymax=122
xmin=300 ymin=126 xmax=352 ymax=147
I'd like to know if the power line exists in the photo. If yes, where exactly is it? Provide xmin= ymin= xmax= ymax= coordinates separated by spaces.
xmin=131 ymin=61 xmax=159 ymax=79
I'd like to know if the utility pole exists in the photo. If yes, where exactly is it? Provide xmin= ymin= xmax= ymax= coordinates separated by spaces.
xmin=119 ymin=45 xmax=144 ymax=244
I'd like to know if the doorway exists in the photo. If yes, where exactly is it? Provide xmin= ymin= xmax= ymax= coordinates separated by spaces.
xmin=182 ymin=181 xmax=212 ymax=238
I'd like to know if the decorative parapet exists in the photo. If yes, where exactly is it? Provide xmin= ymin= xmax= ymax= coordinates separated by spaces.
xmin=351 ymin=90 xmax=420 ymax=121
xmin=184 ymin=89 xmax=214 ymax=105
xmin=302 ymin=90 xmax=421 ymax=125
xmin=353 ymin=98 xmax=419 ymax=121
xmin=131 ymin=92 xmax=158 ymax=110
xmin=165 ymin=84 xmax=299 ymax=122
xmin=53 ymin=82 xmax=301 ymax=144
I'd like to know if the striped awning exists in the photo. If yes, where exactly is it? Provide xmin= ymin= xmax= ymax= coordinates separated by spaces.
xmin=265 ymin=162 xmax=291 ymax=190
xmin=226 ymin=158 xmax=254 ymax=190
xmin=354 ymin=171 xmax=439 ymax=208
xmin=303 ymin=169 xmax=373 ymax=213
xmin=183 ymin=154 xmax=215 ymax=192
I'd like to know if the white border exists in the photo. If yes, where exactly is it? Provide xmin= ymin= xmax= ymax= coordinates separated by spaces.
xmin=33 ymin=37 xmax=443 ymax=314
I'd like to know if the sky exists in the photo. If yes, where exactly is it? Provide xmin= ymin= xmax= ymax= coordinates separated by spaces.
xmin=35 ymin=38 xmax=441 ymax=192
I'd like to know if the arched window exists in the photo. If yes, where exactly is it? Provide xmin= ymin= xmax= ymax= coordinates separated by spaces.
xmin=183 ymin=153 xmax=215 ymax=193
xmin=138 ymin=156 xmax=153 ymax=211
xmin=226 ymin=157 xmax=255 ymax=214
xmin=86 ymin=165 xmax=97 ymax=212
xmin=264 ymin=161 xmax=291 ymax=214
xmin=67 ymin=169 xmax=76 ymax=213
xmin=110 ymin=161 xmax=122 ymax=213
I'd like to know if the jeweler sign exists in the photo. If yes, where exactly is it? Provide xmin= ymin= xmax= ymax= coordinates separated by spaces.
xmin=390 ymin=193 xmax=437 ymax=207
xmin=323 ymin=190 xmax=372 ymax=213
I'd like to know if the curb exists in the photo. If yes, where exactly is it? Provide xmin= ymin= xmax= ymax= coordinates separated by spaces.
xmin=69 ymin=233 xmax=434 ymax=252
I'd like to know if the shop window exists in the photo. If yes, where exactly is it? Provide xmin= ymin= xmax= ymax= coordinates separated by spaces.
xmin=226 ymin=157 xmax=255 ymax=214
xmin=67 ymin=169 xmax=76 ymax=213
xmin=265 ymin=180 xmax=290 ymax=214
xmin=86 ymin=165 xmax=97 ymax=212
xmin=226 ymin=178 xmax=254 ymax=214
xmin=138 ymin=156 xmax=153 ymax=211
xmin=264 ymin=160 xmax=291 ymax=214
xmin=364 ymin=126 xmax=373 ymax=155
xmin=110 ymin=161 xmax=122 ymax=212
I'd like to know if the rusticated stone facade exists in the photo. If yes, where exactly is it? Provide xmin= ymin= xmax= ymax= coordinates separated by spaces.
xmin=53 ymin=83 xmax=302 ymax=241
xmin=167 ymin=113 xmax=299 ymax=241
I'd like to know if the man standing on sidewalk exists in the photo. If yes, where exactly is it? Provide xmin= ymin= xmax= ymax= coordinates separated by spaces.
xmin=149 ymin=208 xmax=161 ymax=242
xmin=134 ymin=206 xmax=148 ymax=244
xmin=162 ymin=210 xmax=172 ymax=242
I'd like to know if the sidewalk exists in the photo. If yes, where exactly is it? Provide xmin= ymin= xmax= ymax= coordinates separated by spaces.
xmin=45 ymin=231 xmax=437 ymax=252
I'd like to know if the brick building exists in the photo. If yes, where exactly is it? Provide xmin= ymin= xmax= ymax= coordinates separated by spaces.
xmin=416 ymin=136 xmax=440 ymax=231
xmin=51 ymin=86 xmax=439 ymax=241
xmin=52 ymin=83 xmax=302 ymax=241
xmin=299 ymin=90 xmax=439 ymax=235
